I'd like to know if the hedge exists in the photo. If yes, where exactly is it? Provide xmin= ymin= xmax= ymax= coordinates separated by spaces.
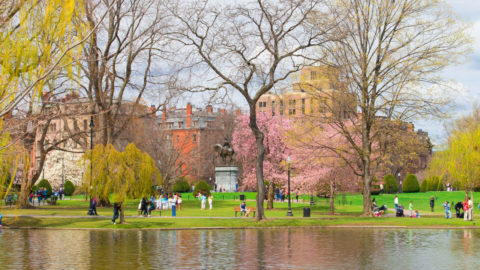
xmin=173 ymin=178 xmax=191 ymax=193
xmin=193 ymin=180 xmax=211 ymax=197
xmin=64 ymin=180 xmax=76 ymax=196
xmin=383 ymin=174 xmax=398 ymax=193
xmin=402 ymin=174 xmax=419 ymax=193
xmin=420 ymin=179 xmax=427 ymax=192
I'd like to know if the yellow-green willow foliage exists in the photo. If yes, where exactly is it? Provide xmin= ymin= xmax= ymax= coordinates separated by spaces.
xmin=82 ymin=143 xmax=162 ymax=204
xmin=0 ymin=0 xmax=85 ymax=114
xmin=430 ymin=127 xmax=480 ymax=190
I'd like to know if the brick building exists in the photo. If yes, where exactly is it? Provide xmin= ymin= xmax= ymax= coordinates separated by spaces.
xmin=159 ymin=104 xmax=238 ymax=184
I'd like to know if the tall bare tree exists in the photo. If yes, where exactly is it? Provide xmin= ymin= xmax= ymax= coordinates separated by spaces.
xmin=167 ymin=0 xmax=333 ymax=220
xmin=80 ymin=0 xmax=172 ymax=146
xmin=318 ymin=0 xmax=470 ymax=215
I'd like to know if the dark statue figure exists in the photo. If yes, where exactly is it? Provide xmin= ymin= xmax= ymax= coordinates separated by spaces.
xmin=214 ymin=137 xmax=235 ymax=164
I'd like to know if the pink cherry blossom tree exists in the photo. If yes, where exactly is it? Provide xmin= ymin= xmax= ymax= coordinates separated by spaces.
xmin=288 ymin=122 xmax=359 ymax=214
xmin=232 ymin=113 xmax=292 ymax=209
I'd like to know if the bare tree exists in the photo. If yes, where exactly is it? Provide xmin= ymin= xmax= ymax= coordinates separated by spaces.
xmin=80 ymin=0 xmax=173 ymax=146
xmin=167 ymin=0 xmax=333 ymax=220
xmin=317 ymin=0 xmax=470 ymax=215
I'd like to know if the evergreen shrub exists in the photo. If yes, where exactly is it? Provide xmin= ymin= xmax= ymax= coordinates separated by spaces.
xmin=402 ymin=174 xmax=420 ymax=193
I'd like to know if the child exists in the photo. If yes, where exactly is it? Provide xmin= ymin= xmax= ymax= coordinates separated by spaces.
xmin=409 ymin=201 xmax=413 ymax=217
xmin=208 ymin=195 xmax=213 ymax=210
xmin=415 ymin=210 xmax=420 ymax=218
xmin=442 ymin=201 xmax=451 ymax=219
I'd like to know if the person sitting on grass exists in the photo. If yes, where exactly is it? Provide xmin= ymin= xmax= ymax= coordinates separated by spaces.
xmin=240 ymin=201 xmax=247 ymax=216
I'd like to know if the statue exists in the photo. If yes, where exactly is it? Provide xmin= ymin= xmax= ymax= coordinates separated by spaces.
xmin=214 ymin=137 xmax=235 ymax=164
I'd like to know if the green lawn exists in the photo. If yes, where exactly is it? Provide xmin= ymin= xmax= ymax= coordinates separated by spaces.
xmin=2 ymin=191 xmax=479 ymax=229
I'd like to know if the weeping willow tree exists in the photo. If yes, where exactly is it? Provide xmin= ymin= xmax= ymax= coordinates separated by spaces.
xmin=82 ymin=143 xmax=162 ymax=224
xmin=0 ymin=0 xmax=89 ymax=116
xmin=429 ymin=126 xmax=480 ymax=200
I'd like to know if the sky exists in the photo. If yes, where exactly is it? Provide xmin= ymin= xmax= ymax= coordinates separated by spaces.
xmin=415 ymin=0 xmax=480 ymax=145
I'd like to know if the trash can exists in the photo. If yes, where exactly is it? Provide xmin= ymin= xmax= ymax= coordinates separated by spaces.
xmin=303 ymin=207 xmax=311 ymax=217
xmin=239 ymin=194 xmax=245 ymax=201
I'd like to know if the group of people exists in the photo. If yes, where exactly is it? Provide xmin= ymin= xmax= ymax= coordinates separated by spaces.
xmin=28 ymin=187 xmax=66 ymax=205
xmin=196 ymin=193 xmax=213 ymax=210
xmin=138 ymin=193 xmax=183 ymax=217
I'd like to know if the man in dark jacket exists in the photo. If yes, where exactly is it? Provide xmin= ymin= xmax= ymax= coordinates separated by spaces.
xmin=112 ymin=202 xmax=121 ymax=224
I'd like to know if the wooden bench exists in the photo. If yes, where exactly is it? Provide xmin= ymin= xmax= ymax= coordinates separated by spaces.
xmin=234 ymin=206 xmax=256 ymax=217
xmin=46 ymin=196 xmax=58 ymax=206
xmin=5 ymin=195 xmax=16 ymax=207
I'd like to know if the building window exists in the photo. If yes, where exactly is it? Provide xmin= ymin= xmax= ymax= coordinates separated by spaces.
xmin=302 ymin=99 xmax=305 ymax=105
xmin=84 ymin=119 xmax=87 ymax=130
xmin=302 ymin=106 xmax=305 ymax=115
xmin=311 ymin=70 xmax=318 ymax=80
xmin=178 ymin=122 xmax=183 ymax=128
xmin=176 ymin=135 xmax=179 ymax=143
xmin=193 ymin=121 xmax=198 ymax=127
xmin=193 ymin=134 xmax=197 ymax=142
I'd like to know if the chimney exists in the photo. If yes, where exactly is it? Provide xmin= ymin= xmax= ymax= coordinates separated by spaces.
xmin=206 ymin=105 xmax=213 ymax=113
xmin=220 ymin=108 xmax=226 ymax=114
xmin=162 ymin=106 xmax=167 ymax=124
xmin=149 ymin=105 xmax=156 ymax=119
xmin=186 ymin=103 xmax=192 ymax=128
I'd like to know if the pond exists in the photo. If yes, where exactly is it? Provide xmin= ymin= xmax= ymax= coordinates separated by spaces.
xmin=0 ymin=227 xmax=479 ymax=269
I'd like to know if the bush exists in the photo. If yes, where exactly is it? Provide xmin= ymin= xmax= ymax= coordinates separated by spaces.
xmin=172 ymin=178 xmax=191 ymax=193
xmin=383 ymin=174 xmax=398 ymax=193
xmin=402 ymin=174 xmax=420 ymax=193
xmin=64 ymin=180 xmax=76 ymax=196
xmin=36 ymin=179 xmax=52 ymax=196
xmin=193 ymin=180 xmax=211 ymax=197
xmin=420 ymin=179 xmax=427 ymax=192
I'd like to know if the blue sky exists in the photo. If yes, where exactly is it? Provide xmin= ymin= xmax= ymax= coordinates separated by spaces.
xmin=415 ymin=0 xmax=480 ymax=145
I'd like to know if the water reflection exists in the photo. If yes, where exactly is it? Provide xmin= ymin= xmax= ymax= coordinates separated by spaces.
xmin=1 ymin=228 xmax=480 ymax=269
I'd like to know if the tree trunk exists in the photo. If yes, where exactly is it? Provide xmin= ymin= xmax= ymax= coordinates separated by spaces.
xmin=119 ymin=204 xmax=125 ymax=224
xmin=329 ymin=180 xmax=335 ymax=215
xmin=18 ymin=179 xmax=34 ymax=208
xmin=98 ymin=198 xmax=111 ymax=207
xmin=249 ymin=107 xmax=266 ymax=221
xmin=267 ymin=182 xmax=274 ymax=209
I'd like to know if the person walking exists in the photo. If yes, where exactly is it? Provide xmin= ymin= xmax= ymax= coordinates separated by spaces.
xmin=112 ymin=202 xmax=121 ymax=225
xmin=430 ymin=196 xmax=435 ymax=212
xmin=442 ymin=201 xmax=451 ymax=219
xmin=463 ymin=198 xmax=469 ymax=221
xmin=468 ymin=197 xmax=473 ymax=221
xmin=409 ymin=201 xmax=413 ymax=217
xmin=394 ymin=195 xmax=399 ymax=212
xmin=177 ymin=195 xmax=182 ymax=211
xmin=208 ymin=195 xmax=213 ymax=210
xmin=201 ymin=194 xmax=206 ymax=210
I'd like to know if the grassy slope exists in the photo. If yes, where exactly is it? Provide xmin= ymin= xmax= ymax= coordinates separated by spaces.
xmin=2 ymin=191 xmax=479 ymax=229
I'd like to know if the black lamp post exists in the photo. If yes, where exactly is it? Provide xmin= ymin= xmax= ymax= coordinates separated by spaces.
xmin=286 ymin=156 xmax=293 ymax=216
xmin=89 ymin=116 xmax=95 ymax=191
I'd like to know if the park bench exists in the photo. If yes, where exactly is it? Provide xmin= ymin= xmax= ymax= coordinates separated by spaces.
xmin=234 ymin=206 xmax=256 ymax=217
xmin=46 ymin=196 xmax=58 ymax=206
xmin=5 ymin=195 xmax=16 ymax=207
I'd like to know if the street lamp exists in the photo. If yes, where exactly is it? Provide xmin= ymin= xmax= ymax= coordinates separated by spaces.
xmin=286 ymin=156 xmax=293 ymax=216
xmin=89 ymin=116 xmax=95 ymax=196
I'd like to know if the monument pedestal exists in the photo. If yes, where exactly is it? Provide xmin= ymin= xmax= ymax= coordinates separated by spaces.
xmin=215 ymin=166 xmax=239 ymax=192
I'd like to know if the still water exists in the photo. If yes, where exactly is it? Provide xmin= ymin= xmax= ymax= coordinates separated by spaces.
xmin=0 ymin=228 xmax=479 ymax=269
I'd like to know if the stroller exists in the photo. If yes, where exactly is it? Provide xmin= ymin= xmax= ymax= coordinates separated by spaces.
xmin=396 ymin=205 xmax=404 ymax=217
xmin=455 ymin=202 xmax=464 ymax=218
